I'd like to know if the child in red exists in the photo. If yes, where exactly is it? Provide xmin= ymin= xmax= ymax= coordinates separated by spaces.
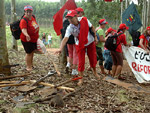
xmin=56 ymin=10 xmax=100 ymax=85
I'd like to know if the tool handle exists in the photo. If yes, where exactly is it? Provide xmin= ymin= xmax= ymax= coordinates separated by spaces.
xmin=55 ymin=77 xmax=82 ymax=88
xmin=32 ymin=72 xmax=55 ymax=86
xmin=0 ymin=73 xmax=31 ymax=80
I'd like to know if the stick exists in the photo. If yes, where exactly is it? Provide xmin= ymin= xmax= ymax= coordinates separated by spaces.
xmin=55 ymin=77 xmax=82 ymax=88
xmin=0 ymin=82 xmax=29 ymax=87
xmin=0 ymin=81 xmax=30 ymax=84
xmin=62 ymin=87 xmax=83 ymax=99
xmin=47 ymin=53 xmax=61 ymax=76
xmin=0 ymin=73 xmax=32 ymax=80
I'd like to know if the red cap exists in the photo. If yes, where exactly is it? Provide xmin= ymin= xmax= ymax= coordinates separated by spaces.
xmin=107 ymin=27 xmax=115 ymax=33
xmin=75 ymin=7 xmax=84 ymax=12
xmin=119 ymin=23 xmax=129 ymax=30
xmin=24 ymin=5 xmax=33 ymax=11
xmin=66 ymin=10 xmax=77 ymax=17
xmin=147 ymin=26 xmax=150 ymax=30
xmin=99 ymin=19 xmax=108 ymax=25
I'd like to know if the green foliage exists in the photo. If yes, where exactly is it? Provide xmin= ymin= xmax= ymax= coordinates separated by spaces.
xmin=5 ymin=0 xmax=60 ymax=27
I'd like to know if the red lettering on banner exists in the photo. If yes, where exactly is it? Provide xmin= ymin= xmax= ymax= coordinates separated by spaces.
xmin=140 ymin=65 xmax=143 ymax=72
xmin=144 ymin=65 xmax=147 ymax=74
xmin=148 ymin=66 xmax=150 ymax=74
xmin=138 ymin=64 xmax=140 ymax=72
xmin=132 ymin=62 xmax=137 ymax=71
xmin=131 ymin=62 xmax=150 ymax=74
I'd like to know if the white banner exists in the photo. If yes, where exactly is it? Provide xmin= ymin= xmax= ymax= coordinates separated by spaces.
xmin=122 ymin=45 xmax=150 ymax=83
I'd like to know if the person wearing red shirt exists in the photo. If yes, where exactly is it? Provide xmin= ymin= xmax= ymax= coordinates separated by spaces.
xmin=111 ymin=24 xmax=131 ymax=80
xmin=138 ymin=26 xmax=150 ymax=53
xmin=20 ymin=5 xmax=39 ymax=71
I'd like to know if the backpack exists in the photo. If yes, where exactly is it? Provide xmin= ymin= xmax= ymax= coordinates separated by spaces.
xmin=10 ymin=15 xmax=35 ymax=40
xmin=130 ymin=31 xmax=141 ymax=46
xmin=61 ymin=19 xmax=75 ymax=44
xmin=105 ymin=33 xmax=123 ymax=51
xmin=89 ymin=27 xmax=101 ymax=41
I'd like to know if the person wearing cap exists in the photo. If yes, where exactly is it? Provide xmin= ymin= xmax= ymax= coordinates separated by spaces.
xmin=56 ymin=10 xmax=99 ymax=85
xmin=103 ymin=27 xmax=115 ymax=75
xmin=20 ymin=5 xmax=39 ymax=71
xmin=111 ymin=23 xmax=131 ymax=80
xmin=95 ymin=19 xmax=108 ymax=74
xmin=75 ymin=7 xmax=84 ymax=17
xmin=60 ymin=10 xmax=78 ymax=76
xmin=138 ymin=26 xmax=150 ymax=53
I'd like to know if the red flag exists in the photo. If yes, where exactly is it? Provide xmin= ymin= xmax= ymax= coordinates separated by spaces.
xmin=53 ymin=0 xmax=77 ymax=36
xmin=104 ymin=0 xmax=113 ymax=2
xmin=120 ymin=0 xmax=123 ymax=2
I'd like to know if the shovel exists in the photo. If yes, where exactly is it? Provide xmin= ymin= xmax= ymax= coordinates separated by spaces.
xmin=16 ymin=87 xmax=83 ymax=108
xmin=16 ymin=71 xmax=56 ymax=92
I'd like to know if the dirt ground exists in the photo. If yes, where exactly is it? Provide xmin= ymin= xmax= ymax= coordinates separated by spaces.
xmin=0 ymin=48 xmax=150 ymax=113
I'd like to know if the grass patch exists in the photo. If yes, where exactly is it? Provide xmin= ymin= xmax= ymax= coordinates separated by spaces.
xmin=117 ymin=89 xmax=130 ymax=103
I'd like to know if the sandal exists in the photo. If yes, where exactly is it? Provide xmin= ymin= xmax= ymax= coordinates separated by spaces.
xmin=118 ymin=75 xmax=126 ymax=80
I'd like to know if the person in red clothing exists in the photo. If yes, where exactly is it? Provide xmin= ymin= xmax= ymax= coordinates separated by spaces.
xmin=75 ymin=7 xmax=84 ymax=17
xmin=20 ymin=5 xmax=39 ymax=71
xmin=138 ymin=26 xmax=150 ymax=53
xmin=56 ymin=10 xmax=99 ymax=85
xmin=111 ymin=23 xmax=131 ymax=80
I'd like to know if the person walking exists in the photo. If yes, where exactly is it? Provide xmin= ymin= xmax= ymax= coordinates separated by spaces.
xmin=48 ymin=33 xmax=52 ymax=48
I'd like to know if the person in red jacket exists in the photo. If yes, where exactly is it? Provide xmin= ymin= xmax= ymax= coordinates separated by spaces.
xmin=20 ymin=5 xmax=39 ymax=71
xmin=111 ymin=23 xmax=131 ymax=80
xmin=139 ymin=26 xmax=150 ymax=53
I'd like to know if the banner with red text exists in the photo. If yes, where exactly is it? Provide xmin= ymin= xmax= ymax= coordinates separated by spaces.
xmin=122 ymin=45 xmax=150 ymax=83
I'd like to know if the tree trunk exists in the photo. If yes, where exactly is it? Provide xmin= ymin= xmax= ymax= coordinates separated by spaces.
xmin=147 ymin=0 xmax=150 ymax=26
xmin=11 ymin=0 xmax=18 ymax=51
xmin=59 ymin=0 xmax=67 ymax=66
xmin=121 ymin=1 xmax=123 ymax=23
xmin=0 ymin=0 xmax=11 ymax=75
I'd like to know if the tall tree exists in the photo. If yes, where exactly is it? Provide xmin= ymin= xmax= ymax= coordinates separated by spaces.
xmin=11 ymin=0 xmax=18 ymax=50
xmin=0 ymin=0 xmax=11 ymax=75
xmin=147 ymin=0 xmax=150 ymax=26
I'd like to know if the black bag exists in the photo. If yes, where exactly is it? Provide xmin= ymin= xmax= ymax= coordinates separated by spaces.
xmin=10 ymin=15 xmax=35 ymax=40
xmin=130 ymin=31 xmax=141 ymax=46
xmin=89 ymin=27 xmax=100 ymax=41
xmin=61 ymin=19 xmax=75 ymax=44
xmin=105 ymin=33 xmax=123 ymax=51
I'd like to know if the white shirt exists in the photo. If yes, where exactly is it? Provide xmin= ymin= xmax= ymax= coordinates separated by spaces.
xmin=64 ymin=17 xmax=94 ymax=46
xmin=48 ymin=35 xmax=52 ymax=40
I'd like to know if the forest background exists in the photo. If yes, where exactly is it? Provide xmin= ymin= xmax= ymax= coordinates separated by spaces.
xmin=5 ymin=0 xmax=144 ymax=48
